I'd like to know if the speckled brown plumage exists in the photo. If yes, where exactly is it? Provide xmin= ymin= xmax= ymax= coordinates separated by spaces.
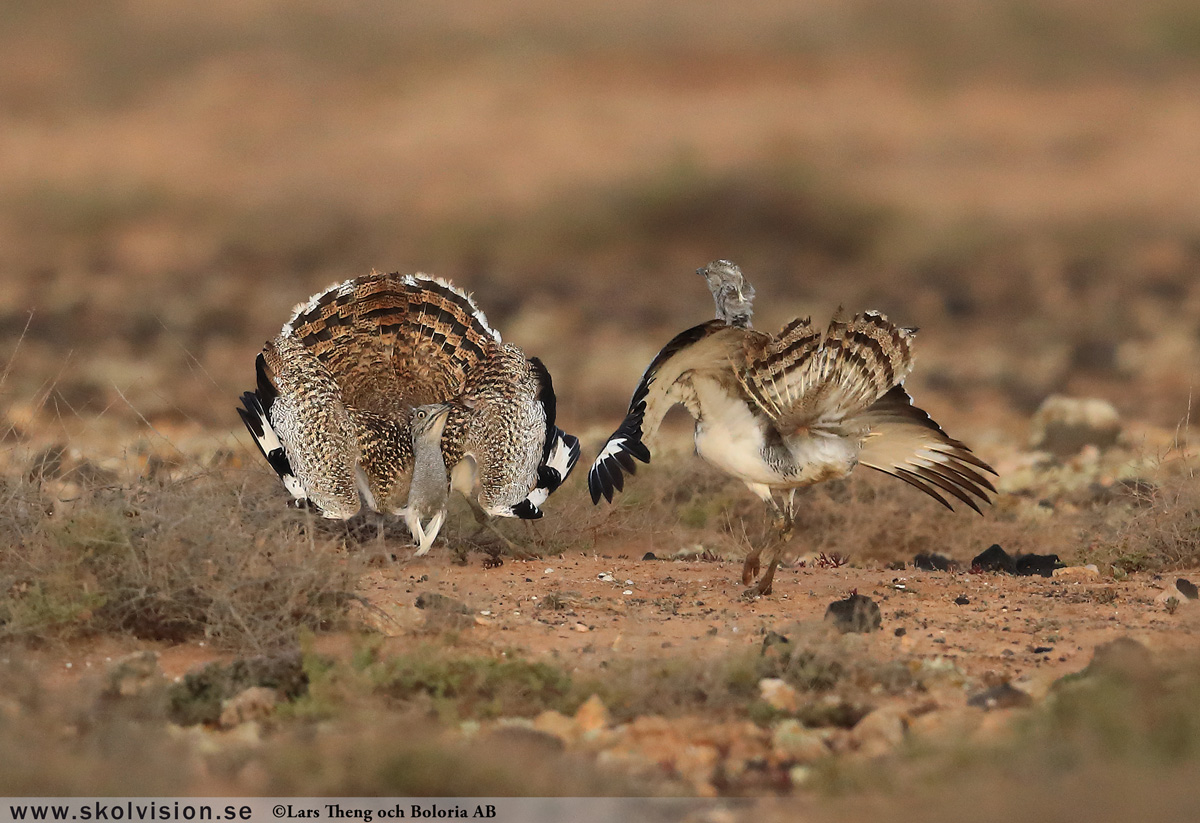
xmin=238 ymin=272 xmax=580 ymax=531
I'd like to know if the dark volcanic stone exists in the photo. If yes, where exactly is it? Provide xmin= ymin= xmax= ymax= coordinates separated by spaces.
xmin=954 ymin=595 xmax=970 ymax=605
xmin=1016 ymin=553 xmax=1063 ymax=577
xmin=1177 ymin=578 xmax=1199 ymax=600
xmin=824 ymin=594 xmax=882 ymax=634
xmin=415 ymin=592 xmax=470 ymax=613
xmin=642 ymin=552 xmax=658 ymax=561
xmin=967 ymin=682 xmax=1033 ymax=710
xmin=914 ymin=553 xmax=955 ymax=572
xmin=972 ymin=544 xmax=1016 ymax=574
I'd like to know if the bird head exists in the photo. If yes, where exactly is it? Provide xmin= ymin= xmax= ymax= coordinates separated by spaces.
xmin=409 ymin=402 xmax=453 ymax=445
xmin=697 ymin=260 xmax=755 ymax=327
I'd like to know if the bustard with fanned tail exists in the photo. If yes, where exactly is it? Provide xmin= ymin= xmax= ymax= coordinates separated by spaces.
xmin=238 ymin=272 xmax=580 ymax=554
xmin=588 ymin=260 xmax=996 ymax=595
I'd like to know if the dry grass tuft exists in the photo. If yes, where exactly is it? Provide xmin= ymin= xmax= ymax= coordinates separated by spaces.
xmin=0 ymin=465 xmax=362 ymax=652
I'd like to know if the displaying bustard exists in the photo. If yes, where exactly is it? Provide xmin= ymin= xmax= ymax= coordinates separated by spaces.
xmin=588 ymin=260 xmax=996 ymax=595
xmin=238 ymin=272 xmax=580 ymax=554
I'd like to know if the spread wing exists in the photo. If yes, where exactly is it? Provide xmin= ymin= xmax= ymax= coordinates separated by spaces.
xmin=588 ymin=320 xmax=748 ymax=504
xmin=856 ymin=385 xmax=997 ymax=513
xmin=510 ymin=357 xmax=581 ymax=519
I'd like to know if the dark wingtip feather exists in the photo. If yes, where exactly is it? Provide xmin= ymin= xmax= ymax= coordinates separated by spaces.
xmin=512 ymin=499 xmax=544 ymax=520
xmin=894 ymin=468 xmax=955 ymax=511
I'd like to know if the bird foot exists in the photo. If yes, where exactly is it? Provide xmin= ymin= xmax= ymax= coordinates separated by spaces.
xmin=741 ymin=555 xmax=761 ymax=587
xmin=742 ymin=558 xmax=779 ymax=597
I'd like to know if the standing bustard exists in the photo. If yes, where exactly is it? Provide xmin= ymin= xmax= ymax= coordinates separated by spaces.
xmin=238 ymin=272 xmax=580 ymax=553
xmin=588 ymin=260 xmax=996 ymax=595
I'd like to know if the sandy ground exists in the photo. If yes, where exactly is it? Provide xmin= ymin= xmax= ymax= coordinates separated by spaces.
xmin=24 ymin=548 xmax=1198 ymax=698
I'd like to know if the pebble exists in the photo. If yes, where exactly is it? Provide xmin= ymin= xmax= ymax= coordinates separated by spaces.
xmin=574 ymin=694 xmax=611 ymax=735
xmin=759 ymin=678 xmax=801 ymax=713
xmin=914 ymin=553 xmax=955 ymax=572
xmin=1052 ymin=565 xmax=1101 ymax=580
xmin=772 ymin=719 xmax=828 ymax=762
xmin=972 ymin=544 xmax=1016 ymax=574
xmin=966 ymin=682 xmax=1033 ymax=710
xmin=1030 ymin=395 xmax=1122 ymax=455
xmin=824 ymin=593 xmax=882 ymax=633
xmin=852 ymin=706 xmax=908 ymax=757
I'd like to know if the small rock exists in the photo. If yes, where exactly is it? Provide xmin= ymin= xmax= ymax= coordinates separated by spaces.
xmin=759 ymin=678 xmax=801 ymax=713
xmin=914 ymin=553 xmax=955 ymax=572
xmin=218 ymin=686 xmax=278 ymax=729
xmin=1177 ymin=578 xmax=1199 ymax=600
xmin=642 ymin=552 xmax=658 ymax=561
xmin=532 ymin=710 xmax=577 ymax=744
xmin=574 ymin=694 xmax=611 ymax=735
xmin=573 ymin=622 xmax=590 ymax=632
xmin=788 ymin=765 xmax=814 ymax=786
xmin=414 ymin=592 xmax=470 ymax=613
xmin=966 ymin=682 xmax=1032 ymax=710
xmin=954 ymin=595 xmax=970 ymax=605
xmin=1156 ymin=585 xmax=1191 ymax=607
xmin=909 ymin=707 xmax=982 ymax=742
xmin=824 ymin=593 xmax=882 ymax=633
xmin=772 ymin=719 xmax=828 ymax=762
xmin=972 ymin=544 xmax=1016 ymax=574
xmin=1052 ymin=565 xmax=1101 ymax=580
xmin=853 ymin=706 xmax=908 ymax=757
xmin=415 ymin=592 xmax=474 ymax=629
xmin=1030 ymin=395 xmax=1122 ymax=455
xmin=1015 ymin=553 xmax=1062 ymax=577
xmin=894 ymin=627 xmax=907 ymax=637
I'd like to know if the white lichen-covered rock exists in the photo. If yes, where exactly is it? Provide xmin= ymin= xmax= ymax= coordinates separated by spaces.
xmin=1030 ymin=395 xmax=1122 ymax=455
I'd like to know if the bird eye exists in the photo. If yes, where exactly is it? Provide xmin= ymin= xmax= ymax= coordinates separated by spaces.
xmin=416 ymin=410 xmax=426 ymax=419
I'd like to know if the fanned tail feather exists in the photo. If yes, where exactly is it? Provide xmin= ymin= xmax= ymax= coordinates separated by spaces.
xmin=856 ymin=386 xmax=997 ymax=513
xmin=739 ymin=310 xmax=915 ymax=434
xmin=282 ymin=272 xmax=502 ymax=413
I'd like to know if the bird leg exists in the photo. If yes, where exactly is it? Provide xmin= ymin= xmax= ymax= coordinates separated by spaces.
xmin=743 ymin=489 xmax=796 ymax=596
xmin=465 ymin=498 xmax=534 ymax=559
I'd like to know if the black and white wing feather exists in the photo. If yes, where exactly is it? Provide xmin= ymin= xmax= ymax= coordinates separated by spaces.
xmin=511 ymin=357 xmax=581 ymax=519
xmin=237 ymin=352 xmax=308 ymax=504
xmin=588 ymin=320 xmax=745 ymax=504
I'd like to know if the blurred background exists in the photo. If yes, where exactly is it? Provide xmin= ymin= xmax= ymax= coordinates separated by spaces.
xmin=2 ymin=0 xmax=1199 ymax=457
